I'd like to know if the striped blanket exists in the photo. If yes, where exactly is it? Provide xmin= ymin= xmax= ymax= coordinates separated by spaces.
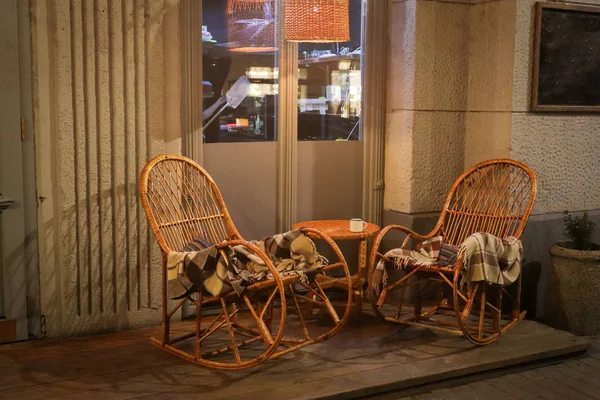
xmin=371 ymin=233 xmax=522 ymax=294
xmin=166 ymin=229 xmax=324 ymax=298
xmin=458 ymin=233 xmax=522 ymax=286
xmin=371 ymin=236 xmax=458 ymax=294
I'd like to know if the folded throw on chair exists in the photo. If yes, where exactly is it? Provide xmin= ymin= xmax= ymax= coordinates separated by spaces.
xmin=228 ymin=229 xmax=324 ymax=288
xmin=370 ymin=236 xmax=459 ymax=295
xmin=167 ymin=229 xmax=325 ymax=298
xmin=167 ymin=245 xmax=230 ymax=299
xmin=457 ymin=233 xmax=522 ymax=286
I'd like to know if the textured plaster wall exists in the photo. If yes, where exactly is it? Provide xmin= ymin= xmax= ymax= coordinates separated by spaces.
xmin=510 ymin=0 xmax=600 ymax=214
xmin=385 ymin=0 xmax=516 ymax=214
xmin=386 ymin=0 xmax=600 ymax=216
xmin=464 ymin=0 xmax=515 ymax=168
xmin=31 ymin=0 xmax=181 ymax=336
xmin=384 ymin=0 xmax=600 ymax=320
xmin=511 ymin=0 xmax=600 ymax=315
xmin=385 ymin=0 xmax=416 ymax=213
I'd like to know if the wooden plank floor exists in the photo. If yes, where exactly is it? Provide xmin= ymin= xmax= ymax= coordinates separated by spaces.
xmin=0 ymin=312 xmax=589 ymax=400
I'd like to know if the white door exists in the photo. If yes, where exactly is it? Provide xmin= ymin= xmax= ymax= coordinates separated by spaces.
xmin=0 ymin=0 xmax=28 ymax=342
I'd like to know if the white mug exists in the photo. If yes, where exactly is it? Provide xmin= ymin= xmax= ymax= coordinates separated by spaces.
xmin=350 ymin=218 xmax=367 ymax=232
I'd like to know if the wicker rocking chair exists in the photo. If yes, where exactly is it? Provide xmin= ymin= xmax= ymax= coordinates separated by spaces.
xmin=140 ymin=155 xmax=353 ymax=369
xmin=368 ymin=159 xmax=537 ymax=345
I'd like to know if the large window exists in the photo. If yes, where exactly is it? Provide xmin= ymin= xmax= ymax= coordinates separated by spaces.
xmin=202 ymin=0 xmax=364 ymax=143
xmin=297 ymin=0 xmax=364 ymax=141
xmin=202 ymin=0 xmax=279 ymax=143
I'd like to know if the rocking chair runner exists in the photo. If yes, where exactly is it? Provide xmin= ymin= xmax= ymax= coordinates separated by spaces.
xmin=140 ymin=155 xmax=353 ymax=369
xmin=368 ymin=159 xmax=537 ymax=345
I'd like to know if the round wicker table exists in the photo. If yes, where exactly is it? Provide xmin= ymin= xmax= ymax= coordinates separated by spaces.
xmin=292 ymin=220 xmax=380 ymax=319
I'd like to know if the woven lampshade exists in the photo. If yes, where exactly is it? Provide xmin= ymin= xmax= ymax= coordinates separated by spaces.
xmin=228 ymin=0 xmax=273 ymax=12
xmin=284 ymin=0 xmax=349 ymax=43
xmin=226 ymin=0 xmax=278 ymax=53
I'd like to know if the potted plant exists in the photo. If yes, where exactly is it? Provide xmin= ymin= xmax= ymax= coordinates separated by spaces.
xmin=546 ymin=211 xmax=600 ymax=335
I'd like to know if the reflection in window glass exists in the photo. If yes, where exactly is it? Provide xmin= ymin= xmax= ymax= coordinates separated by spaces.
xmin=202 ymin=0 xmax=278 ymax=143
xmin=202 ymin=0 xmax=363 ymax=143
xmin=297 ymin=0 xmax=363 ymax=141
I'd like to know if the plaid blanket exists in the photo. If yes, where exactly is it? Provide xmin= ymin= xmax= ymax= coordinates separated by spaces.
xmin=458 ymin=233 xmax=522 ymax=286
xmin=370 ymin=233 xmax=523 ymax=295
xmin=370 ymin=236 xmax=459 ymax=294
xmin=167 ymin=229 xmax=324 ymax=298
xmin=167 ymin=245 xmax=230 ymax=299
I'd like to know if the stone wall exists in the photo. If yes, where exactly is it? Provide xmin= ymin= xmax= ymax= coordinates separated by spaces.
xmin=386 ymin=0 xmax=600 ymax=215
xmin=31 ymin=0 xmax=181 ymax=336
xmin=510 ymin=0 xmax=600 ymax=215
xmin=384 ymin=0 xmax=600 ymax=318
xmin=508 ymin=0 xmax=600 ymax=317
xmin=385 ymin=0 xmax=516 ymax=215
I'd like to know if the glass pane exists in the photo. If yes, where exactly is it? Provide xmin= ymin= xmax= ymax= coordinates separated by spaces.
xmin=202 ymin=0 xmax=279 ymax=143
xmin=297 ymin=0 xmax=363 ymax=141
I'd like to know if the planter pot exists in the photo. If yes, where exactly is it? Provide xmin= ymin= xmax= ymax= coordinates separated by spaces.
xmin=546 ymin=243 xmax=600 ymax=335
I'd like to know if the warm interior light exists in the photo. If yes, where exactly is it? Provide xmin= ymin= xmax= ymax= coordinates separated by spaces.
xmin=246 ymin=67 xmax=279 ymax=79
xmin=338 ymin=59 xmax=352 ymax=70
xmin=229 ymin=46 xmax=278 ymax=53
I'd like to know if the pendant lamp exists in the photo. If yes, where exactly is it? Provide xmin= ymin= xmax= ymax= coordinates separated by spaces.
xmin=284 ymin=0 xmax=350 ymax=43
xmin=228 ymin=0 xmax=273 ymax=12
xmin=226 ymin=0 xmax=278 ymax=53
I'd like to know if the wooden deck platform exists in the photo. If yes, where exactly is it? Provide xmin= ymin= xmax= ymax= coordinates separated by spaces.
xmin=0 ymin=312 xmax=589 ymax=400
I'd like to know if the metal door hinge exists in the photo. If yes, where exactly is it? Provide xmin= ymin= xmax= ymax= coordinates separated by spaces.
xmin=20 ymin=118 xmax=25 ymax=140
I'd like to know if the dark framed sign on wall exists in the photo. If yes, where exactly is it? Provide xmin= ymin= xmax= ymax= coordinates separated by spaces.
xmin=531 ymin=2 xmax=600 ymax=112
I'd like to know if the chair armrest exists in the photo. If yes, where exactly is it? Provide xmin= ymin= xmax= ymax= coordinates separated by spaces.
xmin=298 ymin=227 xmax=352 ymax=279
xmin=367 ymin=224 xmax=439 ymax=280
xmin=378 ymin=224 xmax=432 ymax=244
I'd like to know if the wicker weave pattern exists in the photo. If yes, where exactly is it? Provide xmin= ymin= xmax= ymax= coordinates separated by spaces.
xmin=292 ymin=219 xmax=380 ymax=240
xmin=228 ymin=0 xmax=273 ymax=13
xmin=140 ymin=155 xmax=240 ymax=254
xmin=284 ymin=0 xmax=350 ymax=43
xmin=139 ymin=154 xmax=354 ymax=369
xmin=368 ymin=159 xmax=538 ymax=346
xmin=439 ymin=160 xmax=537 ymax=246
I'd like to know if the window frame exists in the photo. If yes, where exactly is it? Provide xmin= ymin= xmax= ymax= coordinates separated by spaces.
xmin=181 ymin=0 xmax=388 ymax=229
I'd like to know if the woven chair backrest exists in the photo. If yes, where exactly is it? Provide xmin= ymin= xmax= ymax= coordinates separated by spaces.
xmin=140 ymin=155 xmax=239 ymax=254
xmin=439 ymin=159 xmax=537 ymax=246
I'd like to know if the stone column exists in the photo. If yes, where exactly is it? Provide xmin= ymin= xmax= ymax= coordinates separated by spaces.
xmin=384 ymin=0 xmax=516 ymax=233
